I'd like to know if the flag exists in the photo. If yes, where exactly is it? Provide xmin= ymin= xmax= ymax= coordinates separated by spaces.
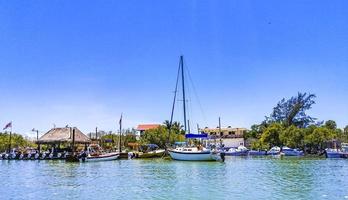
xmin=3 ymin=121 xmax=12 ymax=130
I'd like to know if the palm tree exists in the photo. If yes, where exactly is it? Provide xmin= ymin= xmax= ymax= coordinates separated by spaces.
xmin=163 ymin=121 xmax=183 ymax=134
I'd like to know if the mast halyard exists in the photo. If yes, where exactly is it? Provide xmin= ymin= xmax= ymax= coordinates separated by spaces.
xmin=181 ymin=55 xmax=187 ymax=134
xmin=167 ymin=58 xmax=181 ymax=145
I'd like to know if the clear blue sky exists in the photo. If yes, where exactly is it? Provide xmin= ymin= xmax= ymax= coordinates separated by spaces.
xmin=0 ymin=1 xmax=347 ymax=137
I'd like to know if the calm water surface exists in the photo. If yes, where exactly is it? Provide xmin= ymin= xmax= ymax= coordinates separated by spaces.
xmin=1 ymin=157 xmax=348 ymax=200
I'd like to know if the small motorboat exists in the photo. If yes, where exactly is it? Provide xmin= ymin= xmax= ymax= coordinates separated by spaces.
xmin=325 ymin=148 xmax=342 ymax=158
xmin=80 ymin=152 xmax=120 ymax=162
xmin=224 ymin=145 xmax=249 ymax=156
xmin=79 ymin=144 xmax=120 ymax=162
xmin=267 ymin=146 xmax=281 ymax=155
xmin=281 ymin=146 xmax=304 ymax=156
xmin=136 ymin=144 xmax=166 ymax=159
xmin=326 ymin=143 xmax=348 ymax=158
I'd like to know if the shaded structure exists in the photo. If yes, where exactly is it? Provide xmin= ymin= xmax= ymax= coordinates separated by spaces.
xmin=38 ymin=127 xmax=90 ymax=144
xmin=37 ymin=127 xmax=91 ymax=156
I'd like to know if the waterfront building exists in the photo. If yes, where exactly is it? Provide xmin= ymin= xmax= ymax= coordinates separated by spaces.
xmin=201 ymin=127 xmax=248 ymax=148
xmin=136 ymin=124 xmax=161 ymax=137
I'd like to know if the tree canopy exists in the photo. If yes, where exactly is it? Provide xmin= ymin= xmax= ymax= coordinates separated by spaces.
xmin=266 ymin=92 xmax=318 ymax=128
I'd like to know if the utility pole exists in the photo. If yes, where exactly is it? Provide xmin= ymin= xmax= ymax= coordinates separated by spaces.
xmin=95 ymin=127 xmax=98 ymax=140
xmin=219 ymin=117 xmax=223 ymax=147
xmin=32 ymin=129 xmax=40 ymax=153
xmin=119 ymin=114 xmax=122 ymax=153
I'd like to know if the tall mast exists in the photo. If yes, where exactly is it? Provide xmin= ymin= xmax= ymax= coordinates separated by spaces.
xmin=181 ymin=55 xmax=187 ymax=134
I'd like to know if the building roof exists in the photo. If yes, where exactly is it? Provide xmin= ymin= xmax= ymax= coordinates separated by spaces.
xmin=37 ymin=127 xmax=91 ymax=144
xmin=136 ymin=124 xmax=160 ymax=131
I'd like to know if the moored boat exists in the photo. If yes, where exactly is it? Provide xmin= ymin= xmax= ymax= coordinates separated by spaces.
xmin=136 ymin=144 xmax=166 ymax=158
xmin=80 ymin=152 xmax=119 ymax=162
xmin=168 ymin=146 xmax=221 ymax=161
xmin=166 ymin=56 xmax=223 ymax=162
xmin=224 ymin=145 xmax=249 ymax=156
xmin=248 ymin=149 xmax=267 ymax=156
xmin=280 ymin=146 xmax=304 ymax=156
xmin=267 ymin=146 xmax=281 ymax=155
xmin=326 ymin=143 xmax=348 ymax=158
xmin=325 ymin=148 xmax=342 ymax=158
xmin=79 ymin=144 xmax=119 ymax=162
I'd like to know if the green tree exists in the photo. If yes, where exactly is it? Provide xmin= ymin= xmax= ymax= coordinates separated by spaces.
xmin=304 ymin=127 xmax=336 ymax=153
xmin=324 ymin=120 xmax=337 ymax=130
xmin=279 ymin=125 xmax=304 ymax=149
xmin=140 ymin=126 xmax=185 ymax=148
xmin=266 ymin=92 xmax=318 ymax=128
xmin=243 ymin=124 xmax=263 ymax=140
xmin=163 ymin=120 xmax=184 ymax=135
xmin=259 ymin=123 xmax=284 ymax=148
xmin=0 ymin=132 xmax=36 ymax=152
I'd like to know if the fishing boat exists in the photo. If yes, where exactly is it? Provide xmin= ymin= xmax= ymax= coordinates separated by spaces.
xmin=280 ymin=146 xmax=304 ymax=156
xmin=166 ymin=56 xmax=223 ymax=162
xmin=267 ymin=146 xmax=281 ymax=155
xmin=136 ymin=144 xmax=166 ymax=158
xmin=79 ymin=144 xmax=119 ymax=162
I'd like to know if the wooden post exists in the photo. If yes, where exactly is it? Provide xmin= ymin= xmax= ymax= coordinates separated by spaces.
xmin=72 ymin=128 xmax=76 ymax=156
xmin=8 ymin=130 xmax=12 ymax=153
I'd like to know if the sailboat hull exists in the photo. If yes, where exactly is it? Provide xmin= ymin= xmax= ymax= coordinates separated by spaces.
xmin=168 ymin=150 xmax=220 ymax=161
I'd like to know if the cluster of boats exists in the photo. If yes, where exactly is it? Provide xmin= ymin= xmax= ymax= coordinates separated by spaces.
xmin=0 ymin=149 xmax=70 ymax=160
xmin=219 ymin=146 xmax=304 ymax=156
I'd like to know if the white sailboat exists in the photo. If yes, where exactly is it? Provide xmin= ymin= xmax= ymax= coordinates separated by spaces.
xmin=167 ymin=56 xmax=223 ymax=162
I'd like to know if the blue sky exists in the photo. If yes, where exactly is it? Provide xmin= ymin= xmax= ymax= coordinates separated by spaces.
xmin=0 ymin=1 xmax=347 ymax=137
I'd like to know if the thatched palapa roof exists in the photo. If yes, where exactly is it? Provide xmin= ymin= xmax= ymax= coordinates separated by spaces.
xmin=38 ymin=127 xmax=91 ymax=144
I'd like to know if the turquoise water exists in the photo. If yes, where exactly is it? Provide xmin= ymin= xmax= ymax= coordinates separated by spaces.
xmin=1 ymin=157 xmax=348 ymax=200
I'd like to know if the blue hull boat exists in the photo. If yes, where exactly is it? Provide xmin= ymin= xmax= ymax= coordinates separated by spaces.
xmin=325 ymin=150 xmax=341 ymax=158
xmin=281 ymin=147 xmax=304 ymax=156
xmin=224 ymin=146 xmax=249 ymax=156
xmin=248 ymin=150 xmax=267 ymax=156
